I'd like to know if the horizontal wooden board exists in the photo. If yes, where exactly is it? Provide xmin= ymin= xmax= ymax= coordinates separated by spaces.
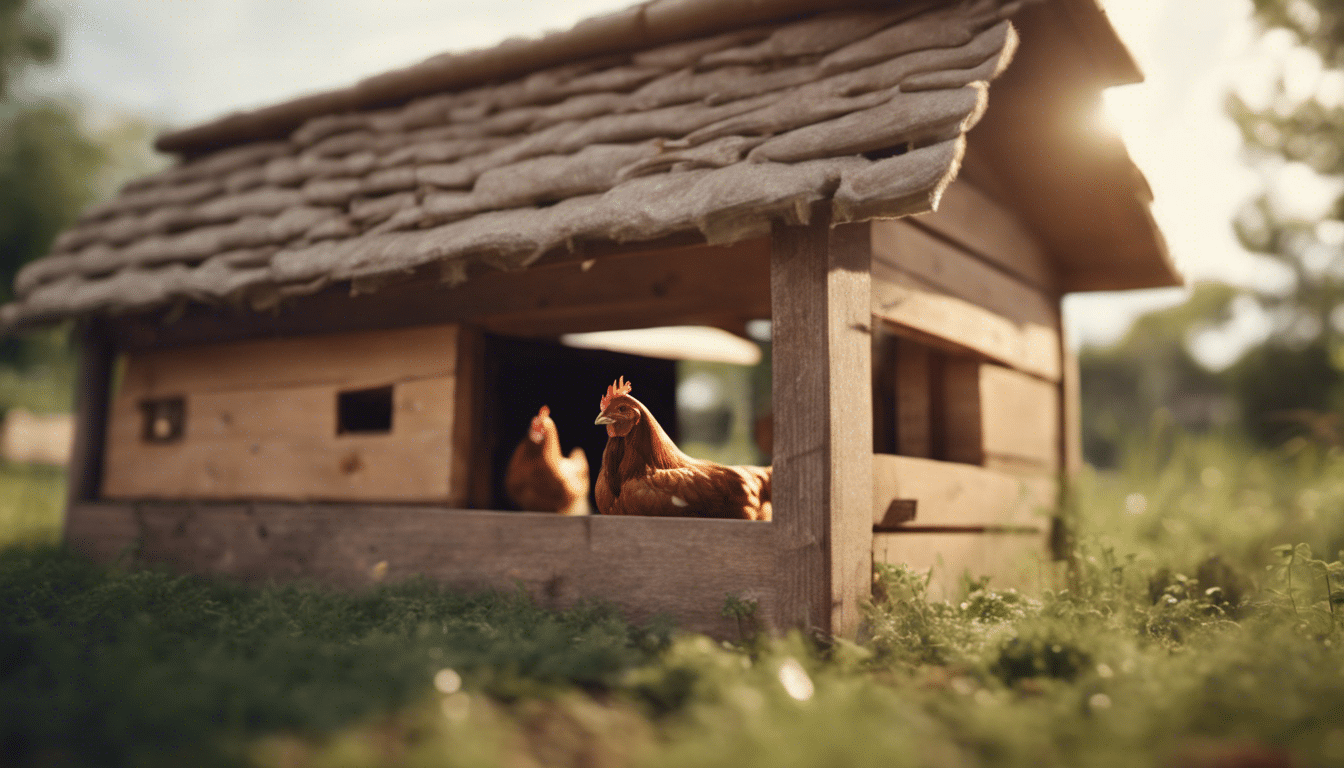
xmin=874 ymin=529 xmax=1054 ymax=600
xmin=64 ymin=502 xmax=787 ymax=638
xmin=871 ymin=219 xmax=1057 ymax=329
xmin=872 ymin=454 xmax=1056 ymax=529
xmin=104 ymin=377 xmax=457 ymax=501
xmin=870 ymin=272 xmax=1061 ymax=381
xmin=980 ymin=363 xmax=1060 ymax=468
xmin=911 ymin=180 xmax=1055 ymax=291
xmin=120 ymin=323 xmax=459 ymax=395
xmin=116 ymin=236 xmax=771 ymax=350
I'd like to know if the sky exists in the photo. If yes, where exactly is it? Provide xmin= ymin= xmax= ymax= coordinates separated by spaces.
xmin=32 ymin=0 xmax=1291 ymax=355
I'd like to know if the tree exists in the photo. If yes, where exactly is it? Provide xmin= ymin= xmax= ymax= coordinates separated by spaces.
xmin=1080 ymin=284 xmax=1238 ymax=465
xmin=1221 ymin=0 xmax=1344 ymax=441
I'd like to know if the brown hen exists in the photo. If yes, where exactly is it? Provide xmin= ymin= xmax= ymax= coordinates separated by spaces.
xmin=505 ymin=405 xmax=590 ymax=515
xmin=593 ymin=377 xmax=771 ymax=520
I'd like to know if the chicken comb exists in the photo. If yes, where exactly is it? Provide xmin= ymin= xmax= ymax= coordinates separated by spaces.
xmin=600 ymin=377 xmax=632 ymax=410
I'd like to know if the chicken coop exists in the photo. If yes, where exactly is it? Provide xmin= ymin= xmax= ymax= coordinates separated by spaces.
xmin=5 ymin=0 xmax=1177 ymax=637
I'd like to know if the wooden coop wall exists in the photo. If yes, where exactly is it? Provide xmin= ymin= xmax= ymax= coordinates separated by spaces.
xmin=102 ymin=324 xmax=470 ymax=503
xmin=867 ymin=178 xmax=1067 ymax=600
xmin=64 ymin=189 xmax=1070 ymax=635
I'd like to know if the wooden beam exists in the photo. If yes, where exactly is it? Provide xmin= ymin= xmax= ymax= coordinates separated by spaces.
xmin=871 ymin=271 xmax=1061 ymax=382
xmin=872 ymin=454 xmax=1056 ymax=530
xmin=894 ymin=337 xmax=933 ymax=458
xmin=871 ymin=220 xmax=1057 ymax=329
xmin=62 ymin=502 xmax=780 ymax=638
xmin=115 ymin=237 xmax=771 ymax=350
xmin=103 ymin=325 xmax=462 ymax=503
xmin=911 ymin=180 xmax=1056 ymax=292
xmin=119 ymin=324 xmax=460 ymax=395
xmin=770 ymin=214 xmax=873 ymax=638
xmin=873 ymin=529 xmax=1052 ymax=600
xmin=65 ymin=319 xmax=114 ymax=505
xmin=940 ymin=360 xmax=1061 ymax=470
xmin=1061 ymin=342 xmax=1083 ymax=475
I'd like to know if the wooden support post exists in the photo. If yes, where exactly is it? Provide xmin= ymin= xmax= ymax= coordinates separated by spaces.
xmin=770 ymin=214 xmax=873 ymax=638
xmin=65 ymin=319 xmax=115 ymax=506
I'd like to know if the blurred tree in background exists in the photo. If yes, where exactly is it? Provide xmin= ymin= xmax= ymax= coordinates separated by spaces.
xmin=0 ymin=0 xmax=162 ymax=404
xmin=1222 ymin=0 xmax=1344 ymax=441
xmin=1084 ymin=0 xmax=1344 ymax=461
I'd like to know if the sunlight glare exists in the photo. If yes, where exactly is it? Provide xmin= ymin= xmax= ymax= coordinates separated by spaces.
xmin=777 ymin=658 xmax=814 ymax=702
xmin=434 ymin=668 xmax=462 ymax=695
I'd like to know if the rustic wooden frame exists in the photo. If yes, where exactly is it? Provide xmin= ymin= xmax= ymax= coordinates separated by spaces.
xmin=62 ymin=217 xmax=879 ymax=638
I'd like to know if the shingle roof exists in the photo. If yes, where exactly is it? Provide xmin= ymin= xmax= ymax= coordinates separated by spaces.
xmin=5 ymin=0 xmax=1026 ymax=328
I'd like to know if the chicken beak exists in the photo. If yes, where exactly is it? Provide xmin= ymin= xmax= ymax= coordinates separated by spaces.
xmin=594 ymin=412 xmax=615 ymax=425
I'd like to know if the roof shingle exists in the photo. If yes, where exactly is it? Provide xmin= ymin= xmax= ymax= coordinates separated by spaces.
xmin=4 ymin=0 xmax=1025 ymax=328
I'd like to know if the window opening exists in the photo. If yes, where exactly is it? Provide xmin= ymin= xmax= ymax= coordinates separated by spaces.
xmin=140 ymin=396 xmax=186 ymax=443
xmin=337 ymin=386 xmax=394 ymax=434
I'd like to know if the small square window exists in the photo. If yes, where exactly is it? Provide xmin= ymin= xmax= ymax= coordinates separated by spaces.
xmin=337 ymin=386 xmax=394 ymax=434
xmin=140 ymin=396 xmax=185 ymax=443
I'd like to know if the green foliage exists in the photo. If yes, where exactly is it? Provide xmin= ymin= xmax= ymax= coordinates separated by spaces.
xmin=5 ymin=431 xmax=1344 ymax=767
xmin=1079 ymin=284 xmax=1237 ymax=465
xmin=0 ymin=102 xmax=106 ymax=305
xmin=0 ymin=0 xmax=56 ymax=99
xmin=0 ymin=460 xmax=62 ymax=547
xmin=0 ymin=547 xmax=671 ymax=767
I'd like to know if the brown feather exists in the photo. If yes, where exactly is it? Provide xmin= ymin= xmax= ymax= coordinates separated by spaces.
xmin=505 ymin=406 xmax=590 ymax=515
xmin=594 ymin=379 xmax=770 ymax=520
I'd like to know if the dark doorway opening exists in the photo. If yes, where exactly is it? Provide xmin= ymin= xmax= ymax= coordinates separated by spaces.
xmin=482 ymin=334 xmax=678 ymax=510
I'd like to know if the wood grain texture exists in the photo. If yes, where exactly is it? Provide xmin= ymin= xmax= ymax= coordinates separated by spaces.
xmin=871 ymin=219 xmax=1057 ymax=329
xmin=870 ymin=270 xmax=1061 ymax=381
xmin=62 ymin=502 xmax=781 ymax=638
xmin=65 ymin=320 xmax=115 ymax=504
xmin=115 ymin=237 xmax=771 ymax=351
xmin=941 ymin=356 xmax=983 ymax=465
xmin=938 ymin=360 xmax=1060 ymax=470
xmin=770 ymin=214 xmax=873 ymax=638
xmin=872 ymin=454 xmax=1056 ymax=529
xmin=104 ymin=378 xmax=457 ymax=501
xmin=451 ymin=325 xmax=486 ymax=509
xmin=1061 ymin=342 xmax=1083 ymax=475
xmin=119 ymin=324 xmax=459 ymax=395
xmin=979 ymin=363 xmax=1060 ymax=469
xmin=911 ymin=180 xmax=1055 ymax=291
xmin=104 ymin=325 xmax=461 ymax=502
xmin=874 ymin=529 xmax=1052 ymax=600
xmin=894 ymin=336 xmax=933 ymax=458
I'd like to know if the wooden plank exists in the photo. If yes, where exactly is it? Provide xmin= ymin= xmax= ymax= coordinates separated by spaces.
xmin=963 ymin=4 xmax=1180 ymax=293
xmin=894 ymin=337 xmax=933 ymax=458
xmin=873 ymin=529 xmax=1052 ymax=600
xmin=980 ymin=364 xmax=1060 ymax=468
xmin=451 ymin=325 xmax=486 ymax=509
xmin=872 ymin=454 xmax=1056 ymax=529
xmin=104 ymin=377 xmax=457 ymax=501
xmin=871 ymin=328 xmax=896 ymax=455
xmin=771 ymin=215 xmax=873 ymax=638
xmin=871 ymin=220 xmax=1057 ymax=329
xmin=63 ymin=502 xmax=782 ymax=639
xmin=870 ymin=271 xmax=1061 ymax=382
xmin=116 ymin=236 xmax=771 ymax=350
xmin=1061 ymin=342 xmax=1083 ymax=475
xmin=65 ymin=319 xmax=115 ymax=504
xmin=120 ymin=324 xmax=459 ymax=396
xmin=942 ymin=356 xmax=983 ymax=465
xmin=938 ymin=360 xmax=1060 ymax=469
xmin=911 ymin=180 xmax=1056 ymax=291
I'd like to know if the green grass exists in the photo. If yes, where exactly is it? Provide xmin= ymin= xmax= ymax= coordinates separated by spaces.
xmin=3 ymin=429 xmax=1344 ymax=767
xmin=0 ymin=460 xmax=64 ymax=547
